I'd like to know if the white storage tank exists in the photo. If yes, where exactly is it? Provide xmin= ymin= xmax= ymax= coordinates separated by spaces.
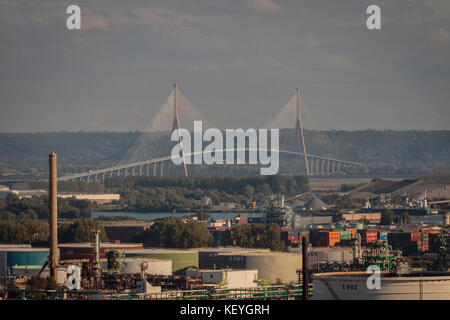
xmin=243 ymin=252 xmax=302 ymax=284
xmin=313 ymin=272 xmax=450 ymax=300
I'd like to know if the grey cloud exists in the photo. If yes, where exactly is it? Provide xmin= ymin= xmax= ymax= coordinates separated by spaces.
xmin=0 ymin=0 xmax=449 ymax=132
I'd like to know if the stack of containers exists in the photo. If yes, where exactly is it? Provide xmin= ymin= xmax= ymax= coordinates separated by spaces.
xmin=281 ymin=230 xmax=308 ymax=247
xmin=345 ymin=228 xmax=357 ymax=238
xmin=309 ymin=230 xmax=340 ymax=247
xmin=429 ymin=233 xmax=442 ymax=252
xmin=388 ymin=231 xmax=423 ymax=254
xmin=357 ymin=229 xmax=378 ymax=246
xmin=309 ymin=230 xmax=327 ymax=247
xmin=421 ymin=232 xmax=429 ymax=251
xmin=339 ymin=230 xmax=352 ymax=246
xmin=329 ymin=231 xmax=341 ymax=247
xmin=378 ymin=231 xmax=388 ymax=242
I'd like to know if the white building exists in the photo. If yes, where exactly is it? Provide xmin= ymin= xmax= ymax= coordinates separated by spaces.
xmin=186 ymin=269 xmax=258 ymax=289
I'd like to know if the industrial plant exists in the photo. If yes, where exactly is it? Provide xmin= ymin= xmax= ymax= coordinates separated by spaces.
xmin=0 ymin=152 xmax=449 ymax=301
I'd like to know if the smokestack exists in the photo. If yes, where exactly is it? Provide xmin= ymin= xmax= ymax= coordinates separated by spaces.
xmin=302 ymin=236 xmax=309 ymax=300
xmin=49 ymin=152 xmax=59 ymax=278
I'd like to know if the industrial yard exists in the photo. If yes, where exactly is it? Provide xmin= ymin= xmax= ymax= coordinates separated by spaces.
xmin=0 ymin=154 xmax=449 ymax=301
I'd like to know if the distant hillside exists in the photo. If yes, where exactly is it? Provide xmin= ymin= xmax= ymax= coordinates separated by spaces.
xmin=348 ymin=171 xmax=450 ymax=200
xmin=0 ymin=130 xmax=449 ymax=178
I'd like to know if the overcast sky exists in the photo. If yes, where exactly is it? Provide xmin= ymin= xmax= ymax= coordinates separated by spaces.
xmin=1 ymin=0 xmax=449 ymax=132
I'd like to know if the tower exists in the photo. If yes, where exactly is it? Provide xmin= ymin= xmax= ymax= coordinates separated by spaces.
xmin=172 ymin=83 xmax=189 ymax=177
xmin=296 ymin=88 xmax=310 ymax=175
xmin=49 ymin=152 xmax=60 ymax=279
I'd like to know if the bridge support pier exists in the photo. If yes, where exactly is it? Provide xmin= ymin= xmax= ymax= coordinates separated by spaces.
xmin=160 ymin=161 xmax=164 ymax=177
xmin=153 ymin=163 xmax=157 ymax=176
xmin=321 ymin=159 xmax=325 ymax=176
xmin=326 ymin=161 xmax=330 ymax=176
xmin=124 ymin=168 xmax=128 ymax=178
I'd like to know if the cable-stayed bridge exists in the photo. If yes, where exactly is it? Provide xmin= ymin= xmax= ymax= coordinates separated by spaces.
xmin=58 ymin=84 xmax=364 ymax=182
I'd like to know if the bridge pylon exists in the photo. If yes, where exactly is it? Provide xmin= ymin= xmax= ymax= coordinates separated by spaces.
xmin=295 ymin=88 xmax=310 ymax=175
xmin=172 ymin=83 xmax=189 ymax=177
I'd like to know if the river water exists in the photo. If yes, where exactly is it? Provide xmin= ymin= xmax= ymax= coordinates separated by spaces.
xmin=92 ymin=211 xmax=262 ymax=221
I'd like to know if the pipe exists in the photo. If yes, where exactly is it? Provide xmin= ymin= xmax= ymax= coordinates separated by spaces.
xmin=49 ymin=152 xmax=59 ymax=279
xmin=302 ymin=236 xmax=309 ymax=300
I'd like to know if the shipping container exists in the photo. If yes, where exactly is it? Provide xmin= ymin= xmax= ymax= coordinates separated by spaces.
xmin=340 ymin=231 xmax=352 ymax=241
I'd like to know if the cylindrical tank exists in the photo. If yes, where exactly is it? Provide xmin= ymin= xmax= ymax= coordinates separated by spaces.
xmin=313 ymin=272 xmax=450 ymax=300
xmin=243 ymin=252 xmax=302 ymax=284
xmin=443 ymin=213 xmax=450 ymax=226
xmin=0 ymin=248 xmax=49 ymax=276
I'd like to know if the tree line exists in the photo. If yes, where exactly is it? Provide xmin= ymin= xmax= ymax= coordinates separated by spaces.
xmin=0 ymin=193 xmax=94 ymax=220
xmin=0 ymin=218 xmax=107 ymax=244
xmin=108 ymin=175 xmax=309 ymax=212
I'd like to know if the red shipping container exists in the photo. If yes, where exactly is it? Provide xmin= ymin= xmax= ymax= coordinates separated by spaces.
xmin=411 ymin=231 xmax=422 ymax=242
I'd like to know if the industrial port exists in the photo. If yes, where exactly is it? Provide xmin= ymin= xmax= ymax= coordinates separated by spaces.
xmin=0 ymin=152 xmax=449 ymax=301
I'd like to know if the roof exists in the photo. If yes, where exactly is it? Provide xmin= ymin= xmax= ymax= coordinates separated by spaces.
xmin=0 ymin=247 xmax=49 ymax=252
xmin=58 ymin=243 xmax=143 ymax=248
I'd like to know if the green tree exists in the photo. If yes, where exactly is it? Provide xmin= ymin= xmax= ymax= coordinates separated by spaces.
xmin=135 ymin=217 xmax=213 ymax=248
xmin=58 ymin=218 xmax=108 ymax=243
xmin=381 ymin=210 xmax=395 ymax=225
xmin=231 ymin=223 xmax=284 ymax=251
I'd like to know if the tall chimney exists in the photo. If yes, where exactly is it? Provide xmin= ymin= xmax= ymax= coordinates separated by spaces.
xmin=302 ymin=236 xmax=309 ymax=300
xmin=49 ymin=152 xmax=59 ymax=278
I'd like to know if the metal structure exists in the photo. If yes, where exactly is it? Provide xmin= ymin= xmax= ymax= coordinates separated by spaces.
xmin=1 ymin=284 xmax=313 ymax=300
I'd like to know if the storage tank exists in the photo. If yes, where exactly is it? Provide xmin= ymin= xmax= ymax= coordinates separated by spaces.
xmin=242 ymin=252 xmax=302 ymax=284
xmin=124 ymin=249 xmax=198 ymax=274
xmin=313 ymin=272 xmax=450 ymax=300
xmin=0 ymin=248 xmax=49 ymax=276
xmin=443 ymin=213 xmax=450 ymax=226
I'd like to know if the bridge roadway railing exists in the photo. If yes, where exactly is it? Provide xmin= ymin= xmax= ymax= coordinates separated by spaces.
xmin=58 ymin=148 xmax=365 ymax=181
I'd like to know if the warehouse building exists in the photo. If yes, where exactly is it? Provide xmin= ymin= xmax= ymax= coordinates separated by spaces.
xmin=59 ymin=243 xmax=143 ymax=262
